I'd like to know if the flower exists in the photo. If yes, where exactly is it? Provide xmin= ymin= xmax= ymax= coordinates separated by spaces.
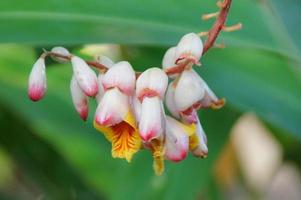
xmin=94 ymin=61 xmax=141 ymax=162
xmin=71 ymin=56 xmax=98 ymax=97
xmin=28 ymin=56 xmax=46 ymax=101
xmin=70 ymin=75 xmax=89 ymax=121
xmin=174 ymin=32 xmax=203 ymax=65
xmin=164 ymin=116 xmax=195 ymax=162
xmin=136 ymin=67 xmax=168 ymax=175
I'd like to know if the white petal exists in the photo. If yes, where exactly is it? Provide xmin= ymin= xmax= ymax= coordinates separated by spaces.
xmin=102 ymin=61 xmax=135 ymax=95
xmin=28 ymin=57 xmax=46 ymax=101
xmin=198 ymin=75 xmax=220 ymax=107
xmin=165 ymin=82 xmax=180 ymax=119
xmin=96 ymin=55 xmax=114 ymax=68
xmin=51 ymin=46 xmax=70 ymax=63
xmin=174 ymin=70 xmax=205 ymax=111
xmin=162 ymin=47 xmax=179 ymax=79
xmin=136 ymin=67 xmax=168 ymax=100
xmin=132 ymin=95 xmax=141 ymax=123
xmin=95 ymin=88 xmax=129 ymax=126
xmin=175 ymin=33 xmax=203 ymax=64
xmin=71 ymin=56 xmax=98 ymax=97
xmin=139 ymin=97 xmax=165 ymax=142
xmin=70 ymin=75 xmax=88 ymax=120
xmin=164 ymin=116 xmax=189 ymax=162
xmin=191 ymin=117 xmax=208 ymax=157
xmin=96 ymin=73 xmax=105 ymax=103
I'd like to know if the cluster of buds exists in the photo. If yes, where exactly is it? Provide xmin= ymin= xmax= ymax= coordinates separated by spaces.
xmin=28 ymin=32 xmax=225 ymax=175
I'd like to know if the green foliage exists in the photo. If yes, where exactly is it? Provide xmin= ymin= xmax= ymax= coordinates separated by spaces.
xmin=0 ymin=0 xmax=300 ymax=199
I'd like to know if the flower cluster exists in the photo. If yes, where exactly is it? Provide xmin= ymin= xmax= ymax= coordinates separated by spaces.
xmin=28 ymin=33 xmax=225 ymax=175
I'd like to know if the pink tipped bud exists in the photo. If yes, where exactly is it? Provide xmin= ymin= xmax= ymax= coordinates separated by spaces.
xmin=102 ymin=61 xmax=136 ymax=95
xmin=175 ymin=33 xmax=203 ymax=64
xmin=70 ymin=75 xmax=89 ymax=121
xmin=165 ymin=116 xmax=189 ymax=162
xmin=28 ymin=57 xmax=46 ymax=101
xmin=71 ymin=56 xmax=98 ymax=97
xmin=136 ymin=68 xmax=168 ymax=100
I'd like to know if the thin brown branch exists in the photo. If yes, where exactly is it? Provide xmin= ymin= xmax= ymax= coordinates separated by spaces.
xmin=202 ymin=0 xmax=232 ymax=55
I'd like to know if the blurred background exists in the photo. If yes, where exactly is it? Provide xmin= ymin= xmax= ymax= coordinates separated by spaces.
xmin=0 ymin=0 xmax=300 ymax=199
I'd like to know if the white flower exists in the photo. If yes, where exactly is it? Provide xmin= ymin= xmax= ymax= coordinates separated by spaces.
xmin=164 ymin=116 xmax=190 ymax=162
xmin=175 ymin=33 xmax=203 ymax=65
xmin=136 ymin=68 xmax=168 ymax=100
xmin=165 ymin=82 xmax=180 ymax=119
xmin=51 ymin=46 xmax=70 ymax=63
xmin=136 ymin=68 xmax=168 ymax=142
xmin=95 ymin=87 xmax=130 ymax=126
xmin=102 ymin=61 xmax=136 ymax=95
xmin=70 ymin=75 xmax=88 ymax=121
xmin=28 ymin=57 xmax=46 ymax=101
xmin=71 ymin=56 xmax=98 ymax=97
xmin=174 ymin=70 xmax=205 ymax=112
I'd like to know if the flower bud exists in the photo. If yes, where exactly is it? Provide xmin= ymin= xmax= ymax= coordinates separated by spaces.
xmin=96 ymin=55 xmax=114 ymax=68
xmin=136 ymin=68 xmax=168 ymax=100
xmin=102 ymin=61 xmax=136 ymax=95
xmin=175 ymin=33 xmax=203 ymax=64
xmin=165 ymin=116 xmax=190 ymax=162
xmin=70 ymin=75 xmax=88 ymax=121
xmin=51 ymin=46 xmax=70 ymax=63
xmin=71 ymin=56 xmax=98 ymax=97
xmin=28 ymin=57 xmax=46 ymax=101
xmin=174 ymin=70 xmax=205 ymax=112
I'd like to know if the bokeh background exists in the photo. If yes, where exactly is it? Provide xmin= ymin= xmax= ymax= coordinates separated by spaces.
xmin=0 ymin=0 xmax=300 ymax=199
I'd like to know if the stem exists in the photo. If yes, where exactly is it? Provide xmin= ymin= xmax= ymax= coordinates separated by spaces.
xmin=202 ymin=0 xmax=232 ymax=55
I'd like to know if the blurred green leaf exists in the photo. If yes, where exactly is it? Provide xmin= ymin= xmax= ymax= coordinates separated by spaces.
xmin=0 ymin=0 xmax=300 ymax=61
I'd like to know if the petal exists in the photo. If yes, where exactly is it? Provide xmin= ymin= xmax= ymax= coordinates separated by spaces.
xmin=71 ymin=56 xmax=98 ymax=97
xmin=102 ymin=61 xmax=135 ymax=95
xmin=146 ymin=139 xmax=165 ymax=176
xmin=162 ymin=47 xmax=179 ymax=79
xmin=70 ymin=75 xmax=88 ymax=120
xmin=51 ymin=46 xmax=70 ymax=63
xmin=96 ymin=55 xmax=114 ymax=68
xmin=94 ymin=111 xmax=141 ymax=162
xmin=28 ymin=57 xmax=46 ymax=101
xmin=95 ymin=87 xmax=130 ymax=126
xmin=180 ymin=108 xmax=198 ymax=124
xmin=139 ymin=96 xmax=165 ymax=142
xmin=136 ymin=67 xmax=168 ymax=100
xmin=189 ymin=117 xmax=208 ymax=158
xmin=165 ymin=82 xmax=181 ymax=119
xmin=132 ymin=95 xmax=141 ymax=123
xmin=174 ymin=70 xmax=205 ymax=111
xmin=164 ymin=116 xmax=190 ymax=162
xmin=175 ymin=33 xmax=203 ymax=64
xmin=96 ymin=73 xmax=105 ymax=103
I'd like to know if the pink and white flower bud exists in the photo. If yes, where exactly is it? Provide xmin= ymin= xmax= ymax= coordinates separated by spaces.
xmin=71 ymin=56 xmax=98 ymax=97
xmin=96 ymin=73 xmax=105 ymax=103
xmin=102 ymin=61 xmax=136 ymax=95
xmin=165 ymin=82 xmax=180 ymax=119
xmin=191 ymin=117 xmax=208 ymax=157
xmin=175 ymin=33 xmax=203 ymax=65
xmin=51 ymin=46 xmax=70 ymax=63
xmin=70 ymin=75 xmax=88 ymax=121
xmin=96 ymin=55 xmax=114 ymax=68
xmin=95 ymin=87 xmax=129 ymax=126
xmin=162 ymin=47 xmax=178 ymax=79
xmin=165 ymin=116 xmax=189 ymax=162
xmin=136 ymin=68 xmax=168 ymax=100
xmin=174 ymin=70 xmax=205 ymax=112
xmin=28 ymin=57 xmax=46 ymax=101
xmin=138 ymin=96 xmax=165 ymax=142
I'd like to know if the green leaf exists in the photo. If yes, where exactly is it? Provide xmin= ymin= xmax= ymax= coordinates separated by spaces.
xmin=0 ymin=0 xmax=300 ymax=61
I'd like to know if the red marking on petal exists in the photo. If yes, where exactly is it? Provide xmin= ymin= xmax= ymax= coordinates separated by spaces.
xmin=168 ymin=150 xmax=187 ymax=162
xmin=140 ymin=129 xmax=157 ymax=142
xmin=138 ymin=88 xmax=160 ymax=102
xmin=79 ymin=106 xmax=88 ymax=121
xmin=83 ymin=82 xmax=99 ymax=97
xmin=28 ymin=86 xmax=45 ymax=101
xmin=95 ymin=115 xmax=112 ymax=126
